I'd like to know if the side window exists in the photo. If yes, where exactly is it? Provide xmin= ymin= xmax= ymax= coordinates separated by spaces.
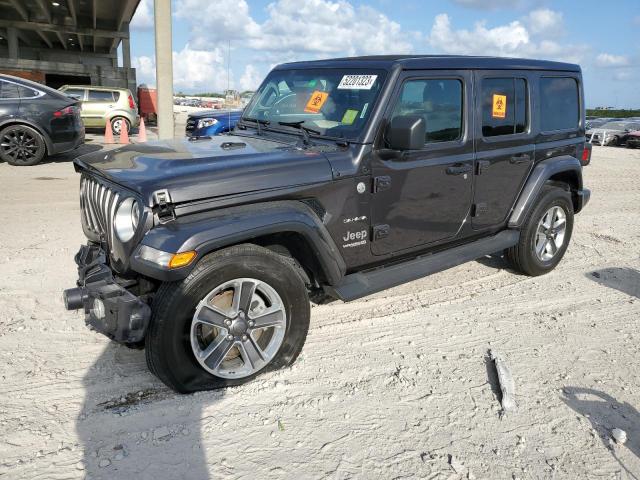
xmin=392 ymin=78 xmax=463 ymax=143
xmin=482 ymin=78 xmax=528 ymax=137
xmin=87 ymin=90 xmax=115 ymax=102
xmin=18 ymin=86 xmax=41 ymax=98
xmin=0 ymin=80 xmax=20 ymax=99
xmin=64 ymin=88 xmax=85 ymax=100
xmin=540 ymin=77 xmax=579 ymax=132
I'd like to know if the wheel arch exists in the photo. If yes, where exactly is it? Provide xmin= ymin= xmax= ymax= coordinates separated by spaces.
xmin=131 ymin=200 xmax=346 ymax=287
xmin=509 ymin=156 xmax=585 ymax=228
xmin=0 ymin=119 xmax=52 ymax=154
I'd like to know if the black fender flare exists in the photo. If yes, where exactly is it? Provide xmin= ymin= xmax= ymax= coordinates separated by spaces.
xmin=131 ymin=200 xmax=346 ymax=284
xmin=508 ymin=156 xmax=586 ymax=228
xmin=0 ymin=118 xmax=53 ymax=154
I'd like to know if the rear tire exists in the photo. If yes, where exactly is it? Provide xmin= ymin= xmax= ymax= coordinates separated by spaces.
xmin=507 ymin=185 xmax=574 ymax=276
xmin=145 ymin=244 xmax=310 ymax=393
xmin=110 ymin=116 xmax=131 ymax=135
xmin=0 ymin=125 xmax=46 ymax=166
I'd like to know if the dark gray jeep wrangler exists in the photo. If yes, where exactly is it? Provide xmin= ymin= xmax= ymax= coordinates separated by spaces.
xmin=64 ymin=56 xmax=591 ymax=393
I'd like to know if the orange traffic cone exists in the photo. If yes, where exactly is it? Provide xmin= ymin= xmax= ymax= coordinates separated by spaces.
xmin=104 ymin=121 xmax=115 ymax=144
xmin=119 ymin=123 xmax=130 ymax=145
xmin=137 ymin=117 xmax=147 ymax=143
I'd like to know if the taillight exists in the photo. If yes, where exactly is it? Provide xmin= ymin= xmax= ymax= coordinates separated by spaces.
xmin=128 ymin=94 xmax=135 ymax=109
xmin=581 ymin=145 xmax=591 ymax=165
xmin=53 ymin=106 xmax=75 ymax=118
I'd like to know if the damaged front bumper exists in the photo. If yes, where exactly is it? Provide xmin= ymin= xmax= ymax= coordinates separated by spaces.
xmin=63 ymin=244 xmax=151 ymax=344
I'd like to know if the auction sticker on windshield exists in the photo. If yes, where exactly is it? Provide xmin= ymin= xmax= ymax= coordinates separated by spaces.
xmin=304 ymin=91 xmax=329 ymax=113
xmin=338 ymin=74 xmax=378 ymax=90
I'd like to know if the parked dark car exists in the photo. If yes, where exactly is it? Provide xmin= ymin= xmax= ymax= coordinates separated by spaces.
xmin=63 ymin=56 xmax=590 ymax=393
xmin=586 ymin=120 xmax=640 ymax=146
xmin=626 ymin=130 xmax=640 ymax=148
xmin=0 ymin=74 xmax=84 ymax=166
xmin=185 ymin=110 xmax=242 ymax=137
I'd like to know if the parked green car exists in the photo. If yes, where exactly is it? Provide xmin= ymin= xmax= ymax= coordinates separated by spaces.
xmin=59 ymin=85 xmax=139 ymax=134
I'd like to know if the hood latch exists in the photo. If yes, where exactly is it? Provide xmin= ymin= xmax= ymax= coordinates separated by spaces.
xmin=153 ymin=189 xmax=175 ymax=223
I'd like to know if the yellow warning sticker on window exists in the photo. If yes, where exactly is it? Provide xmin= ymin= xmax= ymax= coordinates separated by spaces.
xmin=342 ymin=109 xmax=358 ymax=125
xmin=492 ymin=94 xmax=507 ymax=119
xmin=304 ymin=91 xmax=329 ymax=113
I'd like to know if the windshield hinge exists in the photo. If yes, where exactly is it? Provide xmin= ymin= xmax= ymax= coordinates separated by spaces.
xmin=153 ymin=189 xmax=175 ymax=223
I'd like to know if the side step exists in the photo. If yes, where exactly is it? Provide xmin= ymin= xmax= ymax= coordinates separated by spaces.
xmin=324 ymin=230 xmax=519 ymax=301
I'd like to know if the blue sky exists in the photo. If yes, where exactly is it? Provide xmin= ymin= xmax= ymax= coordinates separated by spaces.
xmin=128 ymin=0 xmax=640 ymax=108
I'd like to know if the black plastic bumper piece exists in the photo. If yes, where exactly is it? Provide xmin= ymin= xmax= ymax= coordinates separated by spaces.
xmin=575 ymin=188 xmax=591 ymax=213
xmin=63 ymin=244 xmax=151 ymax=344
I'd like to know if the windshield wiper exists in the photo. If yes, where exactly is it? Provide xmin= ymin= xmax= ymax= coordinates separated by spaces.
xmin=242 ymin=117 xmax=270 ymax=136
xmin=277 ymin=121 xmax=320 ymax=146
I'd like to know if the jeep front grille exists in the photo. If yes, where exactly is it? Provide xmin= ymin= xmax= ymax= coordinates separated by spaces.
xmin=80 ymin=175 xmax=120 ymax=243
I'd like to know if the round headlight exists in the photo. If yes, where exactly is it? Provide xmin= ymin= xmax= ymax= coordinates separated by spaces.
xmin=114 ymin=198 xmax=140 ymax=242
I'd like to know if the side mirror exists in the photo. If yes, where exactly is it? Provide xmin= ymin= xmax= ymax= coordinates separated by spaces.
xmin=387 ymin=115 xmax=425 ymax=150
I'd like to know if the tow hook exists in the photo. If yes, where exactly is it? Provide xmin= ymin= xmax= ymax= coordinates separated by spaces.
xmin=63 ymin=287 xmax=87 ymax=310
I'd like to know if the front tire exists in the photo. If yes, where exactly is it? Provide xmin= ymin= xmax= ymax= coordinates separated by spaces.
xmin=145 ymin=244 xmax=310 ymax=393
xmin=0 ymin=125 xmax=46 ymax=166
xmin=507 ymin=185 xmax=574 ymax=276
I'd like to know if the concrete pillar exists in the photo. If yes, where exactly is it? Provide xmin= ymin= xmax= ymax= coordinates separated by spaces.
xmin=122 ymin=23 xmax=131 ymax=69
xmin=7 ymin=28 xmax=18 ymax=59
xmin=154 ymin=0 xmax=174 ymax=140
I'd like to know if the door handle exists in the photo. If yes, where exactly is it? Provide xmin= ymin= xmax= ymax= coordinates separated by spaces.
xmin=510 ymin=154 xmax=531 ymax=164
xmin=446 ymin=164 xmax=472 ymax=175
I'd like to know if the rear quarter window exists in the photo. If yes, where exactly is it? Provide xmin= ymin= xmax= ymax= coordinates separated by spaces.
xmin=540 ymin=77 xmax=579 ymax=132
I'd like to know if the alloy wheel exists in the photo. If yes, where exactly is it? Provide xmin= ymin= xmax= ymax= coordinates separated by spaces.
xmin=1 ymin=128 xmax=41 ymax=164
xmin=534 ymin=206 xmax=567 ymax=261
xmin=190 ymin=278 xmax=287 ymax=379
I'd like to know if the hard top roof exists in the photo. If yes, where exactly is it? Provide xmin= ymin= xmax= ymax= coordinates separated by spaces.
xmin=275 ymin=55 xmax=580 ymax=72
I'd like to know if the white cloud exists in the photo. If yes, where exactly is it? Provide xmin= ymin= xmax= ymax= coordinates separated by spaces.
xmin=239 ymin=65 xmax=261 ymax=91
xmin=427 ymin=13 xmax=587 ymax=64
xmin=175 ymin=0 xmax=260 ymax=48
xmin=429 ymin=14 xmax=529 ymax=56
xmin=524 ymin=9 xmax=563 ymax=36
xmin=133 ymin=45 xmax=231 ymax=91
xmin=175 ymin=0 xmax=413 ymax=61
xmin=131 ymin=0 xmax=153 ymax=30
xmin=595 ymin=53 xmax=630 ymax=68
xmin=450 ymin=0 xmax=528 ymax=9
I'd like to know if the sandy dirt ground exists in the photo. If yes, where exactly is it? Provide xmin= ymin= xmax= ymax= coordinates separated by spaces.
xmin=0 ymin=145 xmax=638 ymax=480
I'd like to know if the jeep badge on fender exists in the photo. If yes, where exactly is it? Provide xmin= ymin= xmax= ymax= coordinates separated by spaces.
xmin=63 ymin=56 xmax=590 ymax=393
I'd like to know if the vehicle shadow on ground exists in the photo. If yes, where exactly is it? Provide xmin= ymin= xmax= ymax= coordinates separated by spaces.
xmin=40 ymin=143 xmax=104 ymax=165
xmin=475 ymin=253 xmax=524 ymax=275
xmin=561 ymin=387 xmax=640 ymax=479
xmin=587 ymin=267 xmax=640 ymax=299
xmin=78 ymin=342 xmax=221 ymax=479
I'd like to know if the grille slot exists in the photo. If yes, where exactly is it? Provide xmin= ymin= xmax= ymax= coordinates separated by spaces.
xmin=80 ymin=175 xmax=120 ymax=243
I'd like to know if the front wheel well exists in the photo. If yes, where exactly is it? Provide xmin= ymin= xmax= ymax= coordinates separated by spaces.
xmin=242 ymin=232 xmax=328 ymax=290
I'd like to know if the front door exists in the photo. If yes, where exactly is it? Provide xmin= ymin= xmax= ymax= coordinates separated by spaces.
xmin=370 ymin=71 xmax=474 ymax=256
xmin=472 ymin=72 xmax=535 ymax=230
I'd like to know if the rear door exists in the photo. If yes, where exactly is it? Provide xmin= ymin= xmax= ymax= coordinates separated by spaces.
xmin=83 ymin=89 xmax=115 ymax=127
xmin=472 ymin=72 xmax=534 ymax=230
xmin=370 ymin=70 xmax=474 ymax=255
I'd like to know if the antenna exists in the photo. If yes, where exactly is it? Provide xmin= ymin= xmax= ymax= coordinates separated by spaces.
xmin=227 ymin=39 xmax=231 ymax=134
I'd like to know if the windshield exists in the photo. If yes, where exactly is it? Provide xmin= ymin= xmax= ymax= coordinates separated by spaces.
xmin=242 ymin=68 xmax=387 ymax=140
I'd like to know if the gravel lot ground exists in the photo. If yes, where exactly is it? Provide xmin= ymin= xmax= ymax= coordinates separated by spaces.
xmin=0 ymin=145 xmax=638 ymax=480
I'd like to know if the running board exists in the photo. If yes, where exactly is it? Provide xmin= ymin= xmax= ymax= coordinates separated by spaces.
xmin=325 ymin=230 xmax=520 ymax=301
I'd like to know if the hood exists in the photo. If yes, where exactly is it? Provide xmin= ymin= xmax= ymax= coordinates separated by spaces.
xmin=586 ymin=127 xmax=626 ymax=135
xmin=74 ymin=134 xmax=334 ymax=205
xmin=188 ymin=109 xmax=243 ymax=120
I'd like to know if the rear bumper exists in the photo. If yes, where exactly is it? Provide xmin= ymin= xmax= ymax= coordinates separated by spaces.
xmin=575 ymin=188 xmax=591 ymax=213
xmin=63 ymin=244 xmax=150 ymax=343
xmin=50 ymin=129 xmax=85 ymax=155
